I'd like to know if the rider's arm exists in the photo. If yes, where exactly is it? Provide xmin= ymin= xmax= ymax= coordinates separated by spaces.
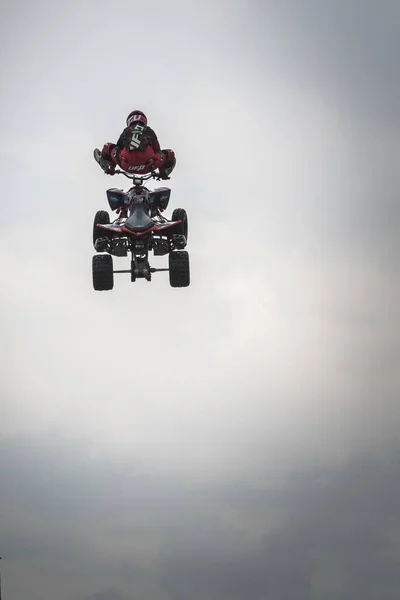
xmin=145 ymin=127 xmax=161 ymax=152
xmin=116 ymin=128 xmax=130 ymax=149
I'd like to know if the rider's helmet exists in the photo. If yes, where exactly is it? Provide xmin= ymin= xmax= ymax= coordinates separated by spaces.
xmin=126 ymin=110 xmax=148 ymax=128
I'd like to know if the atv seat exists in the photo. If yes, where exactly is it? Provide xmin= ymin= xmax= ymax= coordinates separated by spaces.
xmin=124 ymin=202 xmax=154 ymax=232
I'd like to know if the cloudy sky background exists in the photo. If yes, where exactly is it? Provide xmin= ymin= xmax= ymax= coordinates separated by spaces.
xmin=1 ymin=1 xmax=399 ymax=598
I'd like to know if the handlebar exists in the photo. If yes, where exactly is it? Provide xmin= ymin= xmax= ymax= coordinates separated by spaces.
xmin=113 ymin=169 xmax=169 ymax=182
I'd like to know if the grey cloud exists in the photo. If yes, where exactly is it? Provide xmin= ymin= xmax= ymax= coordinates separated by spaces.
xmin=84 ymin=589 xmax=123 ymax=600
xmin=2 ymin=434 xmax=400 ymax=599
xmin=158 ymin=457 xmax=400 ymax=600
xmin=238 ymin=1 xmax=400 ymax=263
xmin=252 ymin=1 xmax=400 ymax=122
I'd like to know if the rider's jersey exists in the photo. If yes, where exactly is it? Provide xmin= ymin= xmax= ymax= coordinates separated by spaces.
xmin=116 ymin=125 xmax=161 ymax=153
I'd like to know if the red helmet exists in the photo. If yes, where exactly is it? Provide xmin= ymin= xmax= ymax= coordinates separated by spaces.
xmin=126 ymin=110 xmax=147 ymax=128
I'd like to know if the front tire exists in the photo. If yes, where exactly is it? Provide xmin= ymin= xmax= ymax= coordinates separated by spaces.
xmin=92 ymin=254 xmax=114 ymax=291
xmin=169 ymin=251 xmax=190 ymax=288
xmin=93 ymin=210 xmax=110 ymax=249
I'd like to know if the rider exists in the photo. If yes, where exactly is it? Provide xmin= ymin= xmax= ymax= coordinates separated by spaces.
xmin=96 ymin=110 xmax=176 ymax=180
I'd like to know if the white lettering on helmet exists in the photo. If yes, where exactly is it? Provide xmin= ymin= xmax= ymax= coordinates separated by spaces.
xmin=128 ymin=113 xmax=145 ymax=127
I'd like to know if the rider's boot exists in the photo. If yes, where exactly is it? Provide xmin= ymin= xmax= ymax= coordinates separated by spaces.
xmin=158 ymin=149 xmax=176 ymax=179
xmin=94 ymin=147 xmax=116 ymax=175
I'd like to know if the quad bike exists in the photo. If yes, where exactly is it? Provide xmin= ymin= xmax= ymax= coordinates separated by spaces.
xmin=92 ymin=157 xmax=189 ymax=291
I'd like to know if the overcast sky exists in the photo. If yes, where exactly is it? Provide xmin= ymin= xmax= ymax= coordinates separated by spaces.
xmin=1 ymin=1 xmax=399 ymax=599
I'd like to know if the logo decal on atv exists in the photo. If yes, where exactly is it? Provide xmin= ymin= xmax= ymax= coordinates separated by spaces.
xmin=129 ymin=124 xmax=145 ymax=150
xmin=127 ymin=165 xmax=145 ymax=171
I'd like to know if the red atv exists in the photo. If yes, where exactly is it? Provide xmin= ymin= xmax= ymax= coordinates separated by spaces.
xmin=92 ymin=166 xmax=189 ymax=291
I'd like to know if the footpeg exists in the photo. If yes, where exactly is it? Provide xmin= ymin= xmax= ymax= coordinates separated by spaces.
xmin=172 ymin=234 xmax=187 ymax=249
xmin=94 ymin=237 xmax=110 ymax=252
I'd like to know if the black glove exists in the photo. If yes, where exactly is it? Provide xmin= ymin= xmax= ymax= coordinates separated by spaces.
xmin=157 ymin=168 xmax=170 ymax=180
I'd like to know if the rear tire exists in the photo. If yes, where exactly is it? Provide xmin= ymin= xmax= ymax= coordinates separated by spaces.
xmin=169 ymin=251 xmax=190 ymax=288
xmin=93 ymin=210 xmax=110 ymax=249
xmin=92 ymin=254 xmax=114 ymax=291
xmin=171 ymin=208 xmax=188 ymax=241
